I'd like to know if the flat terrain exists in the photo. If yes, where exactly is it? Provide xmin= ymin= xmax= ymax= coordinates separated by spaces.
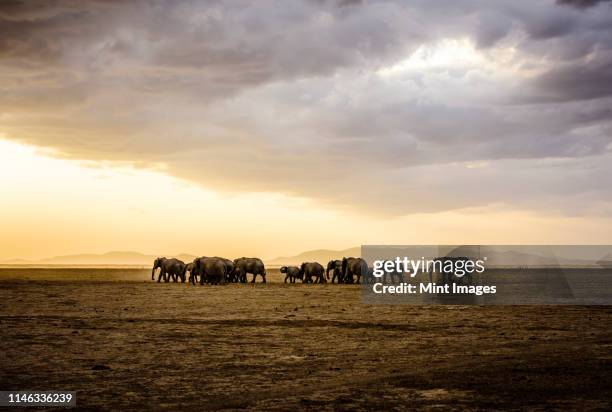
xmin=0 ymin=268 xmax=610 ymax=410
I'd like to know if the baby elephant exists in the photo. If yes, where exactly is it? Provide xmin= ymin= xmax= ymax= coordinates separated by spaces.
xmin=299 ymin=262 xmax=326 ymax=284
xmin=280 ymin=266 xmax=301 ymax=283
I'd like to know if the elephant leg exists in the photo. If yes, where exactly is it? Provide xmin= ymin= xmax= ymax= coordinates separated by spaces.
xmin=251 ymin=273 xmax=256 ymax=283
xmin=157 ymin=270 xmax=162 ymax=282
xmin=261 ymin=272 xmax=266 ymax=283
xmin=284 ymin=275 xmax=289 ymax=283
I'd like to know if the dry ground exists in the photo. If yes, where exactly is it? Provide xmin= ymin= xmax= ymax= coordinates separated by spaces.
xmin=0 ymin=268 xmax=610 ymax=411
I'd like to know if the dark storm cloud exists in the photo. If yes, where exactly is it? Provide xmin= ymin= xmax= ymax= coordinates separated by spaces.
xmin=1 ymin=0 xmax=611 ymax=216
xmin=557 ymin=0 xmax=612 ymax=9
xmin=532 ymin=56 xmax=612 ymax=101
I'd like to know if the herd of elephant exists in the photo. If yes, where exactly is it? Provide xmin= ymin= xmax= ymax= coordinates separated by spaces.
xmin=151 ymin=256 xmax=371 ymax=285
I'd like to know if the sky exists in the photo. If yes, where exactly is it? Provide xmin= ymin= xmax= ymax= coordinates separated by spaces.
xmin=1 ymin=0 xmax=612 ymax=260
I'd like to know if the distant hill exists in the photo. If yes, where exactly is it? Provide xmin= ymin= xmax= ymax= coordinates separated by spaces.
xmin=1 ymin=251 xmax=197 ymax=266
xmin=1 ymin=248 xmax=361 ymax=266
xmin=5 ymin=246 xmax=601 ymax=267
xmin=1 ymin=247 xmax=360 ymax=267
xmin=267 ymin=247 xmax=360 ymax=266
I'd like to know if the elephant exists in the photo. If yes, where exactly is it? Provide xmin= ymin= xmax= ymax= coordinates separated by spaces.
xmin=233 ymin=257 xmax=266 ymax=283
xmin=376 ymin=260 xmax=405 ymax=284
xmin=326 ymin=260 xmax=344 ymax=283
xmin=216 ymin=257 xmax=235 ymax=283
xmin=185 ymin=262 xmax=198 ymax=284
xmin=280 ymin=266 xmax=301 ymax=283
xmin=152 ymin=257 xmax=186 ymax=283
xmin=428 ymin=256 xmax=473 ymax=285
xmin=341 ymin=257 xmax=368 ymax=284
xmin=299 ymin=262 xmax=326 ymax=284
xmin=192 ymin=256 xmax=227 ymax=285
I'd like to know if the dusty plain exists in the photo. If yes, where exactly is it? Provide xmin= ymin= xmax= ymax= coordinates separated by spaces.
xmin=0 ymin=268 xmax=610 ymax=410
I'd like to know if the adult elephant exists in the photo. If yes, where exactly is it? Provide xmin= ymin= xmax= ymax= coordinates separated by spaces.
xmin=152 ymin=257 xmax=186 ymax=283
xmin=326 ymin=260 xmax=343 ymax=283
xmin=341 ymin=257 xmax=368 ymax=284
xmin=217 ymin=257 xmax=235 ymax=282
xmin=192 ymin=256 xmax=226 ymax=285
xmin=300 ymin=262 xmax=326 ymax=284
xmin=280 ymin=266 xmax=301 ymax=283
xmin=376 ymin=260 xmax=405 ymax=284
xmin=233 ymin=257 xmax=267 ymax=283
xmin=428 ymin=256 xmax=473 ymax=285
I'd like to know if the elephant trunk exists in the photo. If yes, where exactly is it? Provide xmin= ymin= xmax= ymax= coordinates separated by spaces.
xmin=151 ymin=266 xmax=156 ymax=280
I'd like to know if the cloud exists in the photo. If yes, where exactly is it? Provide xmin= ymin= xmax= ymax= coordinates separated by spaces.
xmin=556 ymin=0 xmax=612 ymax=10
xmin=0 ymin=0 xmax=611 ymax=216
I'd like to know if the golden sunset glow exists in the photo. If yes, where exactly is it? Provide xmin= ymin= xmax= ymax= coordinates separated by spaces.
xmin=2 ymin=137 xmax=610 ymax=262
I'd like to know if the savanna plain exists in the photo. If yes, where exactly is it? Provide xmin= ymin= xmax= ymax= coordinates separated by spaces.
xmin=0 ymin=268 xmax=610 ymax=411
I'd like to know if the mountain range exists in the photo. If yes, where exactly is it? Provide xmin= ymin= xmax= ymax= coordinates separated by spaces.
xmin=0 ymin=251 xmax=197 ymax=266
xmin=0 ymin=248 xmax=361 ymax=266
xmin=2 ymin=246 xmax=609 ymax=267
